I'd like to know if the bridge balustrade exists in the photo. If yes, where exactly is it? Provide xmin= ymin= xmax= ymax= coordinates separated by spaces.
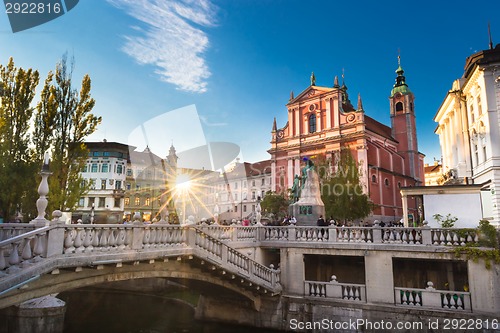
xmin=304 ymin=280 xmax=366 ymax=302
xmin=395 ymin=287 xmax=472 ymax=312
xmin=0 ymin=224 xmax=37 ymax=242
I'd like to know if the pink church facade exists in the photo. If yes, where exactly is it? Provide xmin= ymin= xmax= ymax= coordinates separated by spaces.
xmin=269 ymin=66 xmax=425 ymax=223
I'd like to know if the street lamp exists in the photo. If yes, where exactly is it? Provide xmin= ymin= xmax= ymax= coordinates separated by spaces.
xmin=90 ymin=202 xmax=95 ymax=224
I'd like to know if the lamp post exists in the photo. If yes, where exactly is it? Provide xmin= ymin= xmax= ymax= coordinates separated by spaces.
xmin=90 ymin=202 xmax=95 ymax=224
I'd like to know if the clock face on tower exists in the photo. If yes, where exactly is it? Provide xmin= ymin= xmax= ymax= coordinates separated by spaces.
xmin=277 ymin=130 xmax=284 ymax=140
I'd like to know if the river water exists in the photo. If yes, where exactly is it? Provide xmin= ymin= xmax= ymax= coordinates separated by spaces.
xmin=59 ymin=290 xmax=280 ymax=333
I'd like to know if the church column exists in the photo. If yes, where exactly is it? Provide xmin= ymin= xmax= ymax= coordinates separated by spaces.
xmin=294 ymin=158 xmax=300 ymax=177
xmin=325 ymin=98 xmax=331 ymax=128
xmin=303 ymin=114 xmax=308 ymax=134
xmin=271 ymin=160 xmax=277 ymax=192
xmin=287 ymin=159 xmax=293 ymax=189
xmin=295 ymin=108 xmax=300 ymax=135
xmin=316 ymin=110 xmax=322 ymax=132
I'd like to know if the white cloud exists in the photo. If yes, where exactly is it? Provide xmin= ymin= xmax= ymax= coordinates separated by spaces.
xmin=108 ymin=0 xmax=217 ymax=93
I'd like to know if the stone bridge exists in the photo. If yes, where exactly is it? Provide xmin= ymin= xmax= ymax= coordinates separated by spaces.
xmin=1 ymin=217 xmax=500 ymax=332
xmin=0 ymin=216 xmax=281 ymax=310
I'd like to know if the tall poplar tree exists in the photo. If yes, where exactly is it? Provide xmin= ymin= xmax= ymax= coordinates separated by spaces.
xmin=0 ymin=58 xmax=40 ymax=219
xmin=36 ymin=54 xmax=101 ymax=212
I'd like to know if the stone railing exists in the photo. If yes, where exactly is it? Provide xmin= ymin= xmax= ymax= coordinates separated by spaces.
xmin=0 ymin=226 xmax=50 ymax=274
xmin=0 ymin=221 xmax=281 ymax=296
xmin=304 ymin=278 xmax=366 ymax=302
xmin=0 ymin=224 xmax=37 ymax=242
xmin=395 ymin=286 xmax=472 ymax=312
xmin=258 ymin=226 xmax=479 ymax=247
xmin=193 ymin=228 xmax=281 ymax=291
xmin=198 ymin=225 xmax=257 ymax=242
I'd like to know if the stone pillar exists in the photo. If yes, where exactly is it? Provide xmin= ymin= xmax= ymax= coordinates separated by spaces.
xmin=280 ymin=248 xmax=304 ymax=296
xmin=401 ymin=194 xmax=409 ymax=227
xmin=467 ymin=260 xmax=500 ymax=314
xmin=364 ymin=251 xmax=394 ymax=304
xmin=0 ymin=296 xmax=66 ymax=333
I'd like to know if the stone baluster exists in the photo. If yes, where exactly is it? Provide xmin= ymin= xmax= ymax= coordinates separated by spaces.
xmin=32 ymin=152 xmax=52 ymax=225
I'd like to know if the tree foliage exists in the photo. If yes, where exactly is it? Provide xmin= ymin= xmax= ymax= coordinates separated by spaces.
xmin=36 ymin=54 xmax=101 ymax=212
xmin=319 ymin=148 xmax=373 ymax=222
xmin=260 ymin=191 xmax=289 ymax=222
xmin=0 ymin=58 xmax=40 ymax=219
xmin=0 ymin=55 xmax=101 ymax=220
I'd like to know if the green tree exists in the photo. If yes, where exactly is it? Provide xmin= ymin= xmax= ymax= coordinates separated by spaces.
xmin=321 ymin=148 xmax=373 ymax=222
xmin=260 ymin=191 xmax=289 ymax=223
xmin=36 ymin=54 xmax=101 ymax=212
xmin=0 ymin=58 xmax=40 ymax=220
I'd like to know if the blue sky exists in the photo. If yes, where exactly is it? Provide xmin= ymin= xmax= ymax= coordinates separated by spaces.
xmin=1 ymin=0 xmax=499 ymax=166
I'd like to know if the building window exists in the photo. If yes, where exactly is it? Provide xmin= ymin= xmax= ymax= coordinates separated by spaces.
xmin=261 ymin=178 xmax=265 ymax=185
xmin=98 ymin=197 xmax=105 ymax=208
xmin=384 ymin=178 xmax=389 ymax=186
xmin=102 ymin=164 xmax=109 ymax=173
xmin=309 ymin=114 xmax=316 ymax=133
xmin=90 ymin=179 xmax=96 ymax=189
xmin=127 ymin=168 xmax=133 ymax=176
xmin=252 ymin=180 xmax=256 ymax=187
xmin=243 ymin=205 xmax=247 ymax=212
xmin=114 ymin=198 xmax=121 ymax=208
xmin=88 ymin=197 xmax=95 ymax=207
xmin=235 ymin=205 xmax=238 ymax=213
xmin=483 ymin=145 xmax=487 ymax=163
xmin=398 ymin=182 xmax=401 ymax=188
xmin=115 ymin=180 xmax=122 ymax=190
xmin=395 ymin=102 xmax=403 ymax=112
xmin=252 ymin=191 xmax=256 ymax=200
xmin=124 ymin=197 xmax=130 ymax=206
xmin=83 ymin=165 xmax=88 ymax=172
xmin=470 ymin=105 xmax=475 ymax=124
xmin=134 ymin=197 xmax=140 ymax=206
xmin=243 ymin=181 xmax=247 ymax=188
xmin=91 ymin=163 xmax=98 ymax=172
xmin=145 ymin=197 xmax=150 ymax=206
xmin=78 ymin=197 xmax=85 ymax=207
xmin=371 ymin=175 xmax=377 ymax=183
xmin=101 ymin=179 xmax=106 ymax=189
xmin=243 ymin=192 xmax=247 ymax=200
xmin=117 ymin=165 xmax=123 ymax=174
xmin=477 ymin=96 xmax=482 ymax=115
xmin=126 ymin=183 xmax=131 ymax=190
xmin=234 ymin=182 xmax=238 ymax=189
xmin=234 ymin=193 xmax=238 ymax=201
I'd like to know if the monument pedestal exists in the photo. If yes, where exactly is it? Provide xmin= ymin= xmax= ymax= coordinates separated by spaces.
xmin=289 ymin=203 xmax=325 ymax=226
xmin=289 ymin=166 xmax=325 ymax=226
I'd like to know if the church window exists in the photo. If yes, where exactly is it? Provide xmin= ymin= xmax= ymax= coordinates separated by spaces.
xmin=470 ymin=105 xmax=475 ymax=124
xmin=309 ymin=114 xmax=316 ymax=133
xmin=477 ymin=96 xmax=482 ymax=115
xmin=395 ymin=102 xmax=404 ymax=112
xmin=384 ymin=178 xmax=390 ymax=186
xmin=410 ymin=102 xmax=413 ymax=112
xmin=371 ymin=175 xmax=377 ymax=183
xmin=397 ymin=182 xmax=401 ymax=188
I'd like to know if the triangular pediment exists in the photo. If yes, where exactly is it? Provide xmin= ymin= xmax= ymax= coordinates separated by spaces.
xmin=287 ymin=85 xmax=335 ymax=105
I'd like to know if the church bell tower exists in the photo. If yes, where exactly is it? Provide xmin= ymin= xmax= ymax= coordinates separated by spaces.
xmin=389 ymin=56 xmax=421 ymax=184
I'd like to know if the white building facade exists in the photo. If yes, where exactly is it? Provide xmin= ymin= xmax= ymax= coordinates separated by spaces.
xmin=75 ymin=141 xmax=129 ymax=223
xmin=434 ymin=44 xmax=500 ymax=226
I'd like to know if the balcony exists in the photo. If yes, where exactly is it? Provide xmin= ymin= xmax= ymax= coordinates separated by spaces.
xmin=112 ymin=189 xmax=125 ymax=198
